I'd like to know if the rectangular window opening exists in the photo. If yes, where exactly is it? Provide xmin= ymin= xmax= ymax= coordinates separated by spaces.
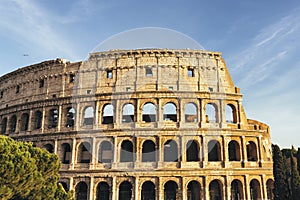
xmin=107 ymin=70 xmax=113 ymax=79
xmin=70 ymin=74 xmax=75 ymax=83
xmin=146 ymin=68 xmax=153 ymax=77
xmin=188 ymin=68 xmax=194 ymax=77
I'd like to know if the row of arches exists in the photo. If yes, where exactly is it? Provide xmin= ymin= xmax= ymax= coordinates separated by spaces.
xmin=56 ymin=139 xmax=258 ymax=165
xmin=0 ymin=102 xmax=237 ymax=134
xmin=70 ymin=178 xmax=274 ymax=200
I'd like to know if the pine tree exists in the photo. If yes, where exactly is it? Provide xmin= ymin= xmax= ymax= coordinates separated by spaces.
xmin=296 ymin=148 xmax=300 ymax=174
xmin=0 ymin=135 xmax=73 ymax=200
xmin=290 ymin=150 xmax=300 ymax=200
xmin=272 ymin=144 xmax=289 ymax=200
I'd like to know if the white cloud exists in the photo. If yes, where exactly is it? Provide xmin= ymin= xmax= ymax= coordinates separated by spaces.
xmin=0 ymin=0 xmax=78 ymax=60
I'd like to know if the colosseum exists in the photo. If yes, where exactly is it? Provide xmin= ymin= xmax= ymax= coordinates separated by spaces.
xmin=0 ymin=49 xmax=273 ymax=200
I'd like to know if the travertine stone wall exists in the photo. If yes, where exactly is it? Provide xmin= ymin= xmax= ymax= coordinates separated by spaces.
xmin=0 ymin=49 xmax=274 ymax=200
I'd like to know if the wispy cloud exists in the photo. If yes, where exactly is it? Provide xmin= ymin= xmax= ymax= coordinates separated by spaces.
xmin=228 ymin=7 xmax=300 ymax=89
xmin=0 ymin=0 xmax=78 ymax=60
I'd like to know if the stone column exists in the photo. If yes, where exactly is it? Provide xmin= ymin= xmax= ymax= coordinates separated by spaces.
xmin=41 ymin=107 xmax=46 ymax=133
xmin=76 ymin=103 xmax=81 ymax=131
xmin=69 ymin=177 xmax=74 ymax=191
xmin=257 ymin=136 xmax=263 ymax=163
xmin=70 ymin=138 xmax=76 ymax=170
xmin=90 ymin=137 xmax=96 ymax=169
xmin=54 ymin=139 xmax=58 ymax=154
xmin=225 ymin=176 xmax=231 ymax=200
xmin=203 ymin=136 xmax=207 ymax=167
xmin=113 ymin=137 xmax=118 ymax=164
xmin=261 ymin=175 xmax=267 ymax=200
xmin=244 ymin=175 xmax=250 ymax=200
xmin=94 ymin=101 xmax=99 ymax=129
xmin=89 ymin=176 xmax=94 ymax=200
xmin=57 ymin=105 xmax=62 ymax=132
xmin=135 ymin=177 xmax=139 ymax=200
xmin=112 ymin=176 xmax=117 ymax=200
xmin=241 ymin=136 xmax=247 ymax=162
xmin=205 ymin=177 xmax=210 ymax=200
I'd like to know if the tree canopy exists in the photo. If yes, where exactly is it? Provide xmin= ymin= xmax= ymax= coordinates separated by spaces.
xmin=0 ymin=135 xmax=73 ymax=200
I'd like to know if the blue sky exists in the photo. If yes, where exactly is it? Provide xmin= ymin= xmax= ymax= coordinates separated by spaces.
xmin=1 ymin=0 xmax=300 ymax=147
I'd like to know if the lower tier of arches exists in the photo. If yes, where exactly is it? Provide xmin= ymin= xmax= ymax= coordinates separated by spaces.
xmin=59 ymin=173 xmax=274 ymax=200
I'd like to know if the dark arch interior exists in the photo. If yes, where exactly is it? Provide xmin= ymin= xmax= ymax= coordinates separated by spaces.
xmin=119 ymin=181 xmax=132 ymax=200
xmin=187 ymin=181 xmax=201 ymax=200
xmin=76 ymin=182 xmax=88 ymax=200
xmin=141 ymin=181 xmax=156 ymax=200
xmin=209 ymin=180 xmax=222 ymax=200
xmin=96 ymin=182 xmax=110 ymax=200
xmin=120 ymin=140 xmax=134 ymax=162
xmin=164 ymin=181 xmax=178 ymax=200
xmin=142 ymin=140 xmax=156 ymax=162
xmin=164 ymin=140 xmax=178 ymax=162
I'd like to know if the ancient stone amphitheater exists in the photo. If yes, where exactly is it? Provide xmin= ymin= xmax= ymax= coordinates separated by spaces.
xmin=0 ymin=49 xmax=273 ymax=200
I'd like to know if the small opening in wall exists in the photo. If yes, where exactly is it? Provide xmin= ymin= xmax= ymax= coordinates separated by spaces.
xmin=208 ymin=87 xmax=213 ymax=92
xmin=146 ymin=67 xmax=153 ymax=77
xmin=52 ymin=94 xmax=56 ymax=98
xmin=168 ymin=86 xmax=173 ymax=91
xmin=107 ymin=70 xmax=113 ymax=79
xmin=188 ymin=68 xmax=194 ymax=77
xmin=69 ymin=74 xmax=75 ymax=83
xmin=87 ymin=90 xmax=91 ymax=94
xmin=126 ymin=87 xmax=131 ymax=92
xmin=0 ymin=91 xmax=3 ymax=99
xmin=16 ymin=85 xmax=20 ymax=94
xmin=39 ymin=79 xmax=44 ymax=88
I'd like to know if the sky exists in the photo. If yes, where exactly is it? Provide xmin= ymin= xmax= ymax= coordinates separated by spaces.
xmin=0 ymin=0 xmax=300 ymax=147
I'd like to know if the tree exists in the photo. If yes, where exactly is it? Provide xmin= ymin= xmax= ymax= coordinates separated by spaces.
xmin=296 ymin=148 xmax=300 ymax=174
xmin=290 ymin=151 xmax=300 ymax=200
xmin=272 ymin=144 xmax=289 ymax=200
xmin=0 ymin=135 xmax=73 ymax=200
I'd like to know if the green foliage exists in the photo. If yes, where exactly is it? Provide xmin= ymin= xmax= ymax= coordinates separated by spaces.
xmin=272 ymin=144 xmax=289 ymax=200
xmin=0 ymin=135 xmax=73 ymax=200
xmin=290 ymin=151 xmax=300 ymax=200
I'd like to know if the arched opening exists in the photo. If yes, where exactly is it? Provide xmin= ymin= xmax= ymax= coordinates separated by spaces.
xmin=208 ymin=140 xmax=221 ymax=161
xmin=102 ymin=104 xmax=114 ymax=124
xmin=187 ymin=180 xmax=201 ymax=200
xmin=34 ymin=111 xmax=43 ymax=130
xmin=142 ymin=103 xmax=156 ymax=122
xmin=226 ymin=104 xmax=237 ymax=123
xmin=58 ymin=182 xmax=68 ymax=192
xmin=48 ymin=109 xmax=58 ymax=128
xmin=163 ymin=102 xmax=177 ymax=122
xmin=164 ymin=140 xmax=178 ymax=162
xmin=250 ymin=179 xmax=261 ymax=200
xmin=228 ymin=140 xmax=241 ymax=161
xmin=99 ymin=141 xmax=113 ymax=163
xmin=66 ymin=107 xmax=75 ymax=127
xmin=209 ymin=180 xmax=223 ymax=200
xmin=231 ymin=179 xmax=244 ymax=200
xmin=119 ymin=181 xmax=132 ymax=200
xmin=61 ymin=143 xmax=71 ymax=164
xmin=96 ymin=182 xmax=110 ymax=200
xmin=164 ymin=181 xmax=178 ymax=200
xmin=44 ymin=143 xmax=54 ymax=153
xmin=142 ymin=140 xmax=156 ymax=162
xmin=120 ymin=140 xmax=134 ymax=162
xmin=185 ymin=103 xmax=198 ymax=122
xmin=206 ymin=103 xmax=217 ymax=123
xmin=78 ymin=142 xmax=91 ymax=163
xmin=1 ymin=117 xmax=7 ymax=134
xmin=186 ymin=140 xmax=200 ymax=162
xmin=20 ymin=113 xmax=29 ymax=131
xmin=141 ymin=181 xmax=155 ymax=200
xmin=83 ymin=106 xmax=94 ymax=125
xmin=122 ymin=104 xmax=134 ymax=123
xmin=266 ymin=179 xmax=274 ymax=200
xmin=247 ymin=141 xmax=258 ymax=161
xmin=75 ymin=181 xmax=88 ymax=200
xmin=9 ymin=115 xmax=17 ymax=133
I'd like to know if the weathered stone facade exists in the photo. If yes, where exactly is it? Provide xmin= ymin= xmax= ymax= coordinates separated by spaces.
xmin=0 ymin=49 xmax=273 ymax=200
